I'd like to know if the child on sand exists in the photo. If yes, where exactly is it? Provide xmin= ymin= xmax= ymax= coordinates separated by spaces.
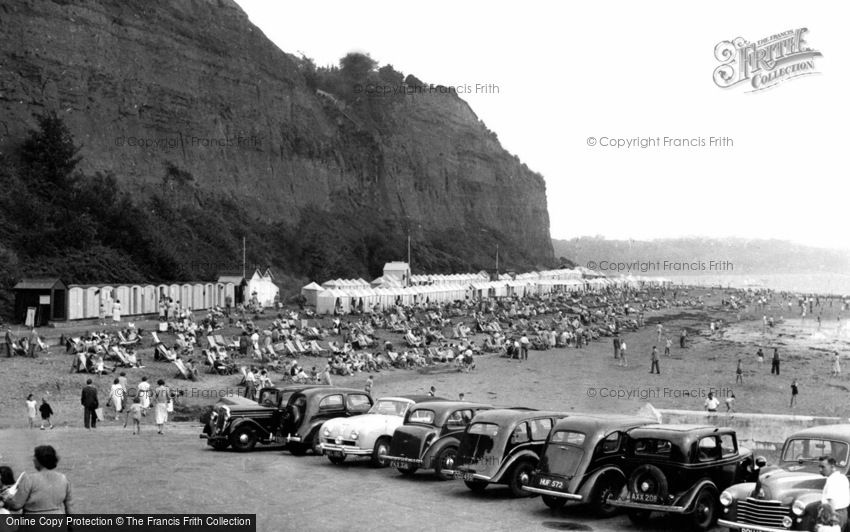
xmin=790 ymin=379 xmax=799 ymax=408
xmin=124 ymin=397 xmax=143 ymax=434
xmin=736 ymin=359 xmax=743 ymax=384
xmin=725 ymin=393 xmax=736 ymax=415
xmin=25 ymin=394 xmax=37 ymax=429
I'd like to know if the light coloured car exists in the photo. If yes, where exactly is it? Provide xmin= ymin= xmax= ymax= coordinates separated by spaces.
xmin=319 ymin=395 xmax=443 ymax=467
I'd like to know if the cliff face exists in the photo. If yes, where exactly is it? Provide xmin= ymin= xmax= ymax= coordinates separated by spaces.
xmin=0 ymin=0 xmax=553 ymax=276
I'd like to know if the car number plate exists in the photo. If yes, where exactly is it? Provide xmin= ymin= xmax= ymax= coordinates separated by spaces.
xmin=453 ymin=471 xmax=475 ymax=482
xmin=630 ymin=492 xmax=658 ymax=503
xmin=741 ymin=529 xmax=758 ymax=532
xmin=536 ymin=477 xmax=566 ymax=491
xmin=390 ymin=461 xmax=409 ymax=469
xmin=328 ymin=451 xmax=344 ymax=458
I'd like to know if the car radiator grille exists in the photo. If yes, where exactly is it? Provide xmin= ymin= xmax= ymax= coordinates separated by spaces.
xmin=325 ymin=439 xmax=357 ymax=446
xmin=737 ymin=497 xmax=790 ymax=528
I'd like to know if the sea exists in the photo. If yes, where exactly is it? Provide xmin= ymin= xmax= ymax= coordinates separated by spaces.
xmin=659 ymin=273 xmax=850 ymax=297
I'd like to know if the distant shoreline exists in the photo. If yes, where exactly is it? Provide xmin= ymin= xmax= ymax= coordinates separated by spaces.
xmin=647 ymin=272 xmax=850 ymax=297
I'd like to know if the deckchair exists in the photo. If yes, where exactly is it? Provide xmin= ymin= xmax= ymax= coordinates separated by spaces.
xmin=173 ymin=358 xmax=189 ymax=379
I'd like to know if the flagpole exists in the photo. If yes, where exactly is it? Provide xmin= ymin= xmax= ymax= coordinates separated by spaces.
xmin=242 ymin=237 xmax=246 ymax=278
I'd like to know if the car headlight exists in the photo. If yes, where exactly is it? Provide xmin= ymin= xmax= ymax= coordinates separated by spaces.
xmin=792 ymin=499 xmax=806 ymax=516
xmin=220 ymin=406 xmax=231 ymax=420
xmin=719 ymin=491 xmax=732 ymax=507
xmin=323 ymin=427 xmax=330 ymax=437
xmin=349 ymin=430 xmax=359 ymax=440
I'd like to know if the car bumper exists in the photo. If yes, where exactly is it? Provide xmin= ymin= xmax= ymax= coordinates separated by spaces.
xmin=609 ymin=499 xmax=688 ymax=514
xmin=285 ymin=435 xmax=302 ymax=443
xmin=717 ymin=519 xmax=789 ymax=532
xmin=449 ymin=470 xmax=491 ymax=482
xmin=320 ymin=443 xmax=373 ymax=456
xmin=384 ymin=455 xmax=423 ymax=466
xmin=522 ymin=486 xmax=583 ymax=500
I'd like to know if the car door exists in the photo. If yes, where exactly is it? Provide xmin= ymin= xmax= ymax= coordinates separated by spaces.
xmin=313 ymin=393 xmax=345 ymax=426
xmin=528 ymin=417 xmax=555 ymax=457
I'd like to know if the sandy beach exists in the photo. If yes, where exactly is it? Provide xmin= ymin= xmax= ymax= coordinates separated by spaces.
xmin=2 ymin=286 xmax=849 ymax=430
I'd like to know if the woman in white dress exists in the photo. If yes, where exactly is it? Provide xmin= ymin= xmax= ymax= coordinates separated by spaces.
xmin=109 ymin=378 xmax=124 ymax=420
xmin=137 ymin=376 xmax=151 ymax=416
xmin=112 ymin=300 xmax=122 ymax=323
xmin=153 ymin=379 xmax=170 ymax=434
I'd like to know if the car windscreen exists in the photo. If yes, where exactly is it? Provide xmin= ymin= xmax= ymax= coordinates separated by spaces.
xmin=257 ymin=389 xmax=278 ymax=407
xmin=782 ymin=439 xmax=850 ymax=466
xmin=542 ymin=431 xmax=585 ymax=477
xmin=407 ymin=409 xmax=436 ymax=425
xmin=368 ymin=399 xmax=409 ymax=416
xmin=468 ymin=423 xmax=500 ymax=437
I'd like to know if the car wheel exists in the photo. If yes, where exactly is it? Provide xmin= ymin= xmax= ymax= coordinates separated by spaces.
xmin=209 ymin=440 xmax=229 ymax=451
xmin=371 ymin=438 xmax=391 ymax=467
xmin=508 ymin=460 xmax=536 ymax=497
xmin=627 ymin=510 xmax=652 ymax=525
xmin=690 ymin=489 xmax=717 ymax=531
xmin=592 ymin=474 xmax=625 ymax=517
xmin=464 ymin=479 xmax=488 ymax=492
xmin=628 ymin=464 xmax=668 ymax=502
xmin=229 ymin=427 xmax=257 ymax=452
xmin=327 ymin=453 xmax=346 ymax=465
xmin=396 ymin=464 xmax=418 ymax=476
xmin=434 ymin=446 xmax=458 ymax=481
xmin=288 ymin=442 xmax=307 ymax=456
xmin=542 ymin=495 xmax=567 ymax=510
xmin=310 ymin=430 xmax=323 ymax=456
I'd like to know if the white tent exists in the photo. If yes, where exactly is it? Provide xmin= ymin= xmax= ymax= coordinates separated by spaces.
xmin=301 ymin=282 xmax=323 ymax=307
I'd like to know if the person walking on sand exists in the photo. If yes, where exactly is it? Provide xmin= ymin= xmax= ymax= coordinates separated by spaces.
xmin=153 ymin=379 xmax=170 ymax=434
xmin=26 ymin=394 xmax=37 ymax=429
xmin=81 ymin=379 xmax=99 ymax=429
xmin=725 ymin=393 xmax=736 ymax=416
xmin=772 ymin=348 xmax=781 ymax=375
xmin=656 ymin=324 xmax=663 ymax=344
xmin=736 ymin=358 xmax=743 ymax=384
xmin=705 ymin=392 xmax=720 ymax=417
xmin=680 ymin=329 xmax=687 ymax=348
xmin=124 ymin=397 xmax=142 ymax=435
xmin=112 ymin=299 xmax=122 ymax=323
xmin=649 ymin=346 xmax=660 ymax=374
xmin=790 ymin=378 xmax=799 ymax=408
xmin=364 ymin=375 xmax=374 ymax=398
xmin=619 ymin=341 xmax=628 ymax=367
xmin=664 ymin=337 xmax=672 ymax=357
xmin=137 ymin=376 xmax=150 ymax=417
xmin=757 ymin=347 xmax=764 ymax=368
xmin=832 ymin=352 xmax=841 ymax=377
xmin=39 ymin=397 xmax=54 ymax=430
xmin=613 ymin=335 xmax=620 ymax=360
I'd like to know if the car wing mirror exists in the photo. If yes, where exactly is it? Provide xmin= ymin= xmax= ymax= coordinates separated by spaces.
xmin=755 ymin=456 xmax=767 ymax=468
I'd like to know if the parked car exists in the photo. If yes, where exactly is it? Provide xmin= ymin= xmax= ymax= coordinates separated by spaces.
xmin=454 ymin=409 xmax=569 ymax=497
xmin=201 ymin=385 xmax=368 ymax=452
xmin=718 ymin=424 xmax=850 ymax=531
xmin=320 ymin=395 xmax=444 ymax=466
xmin=609 ymin=424 xmax=756 ymax=531
xmin=280 ymin=387 xmax=374 ymax=455
xmin=524 ymin=415 xmax=654 ymax=515
xmin=384 ymin=401 xmax=493 ymax=480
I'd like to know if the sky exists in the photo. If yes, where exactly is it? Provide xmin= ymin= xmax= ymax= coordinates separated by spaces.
xmin=236 ymin=0 xmax=849 ymax=250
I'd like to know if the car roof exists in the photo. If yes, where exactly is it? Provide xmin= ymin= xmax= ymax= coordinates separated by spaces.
xmin=298 ymin=387 xmax=368 ymax=397
xmin=469 ymin=408 xmax=568 ymax=425
xmin=627 ymin=424 xmax=730 ymax=440
xmin=785 ymin=424 xmax=850 ymax=441
xmin=379 ymin=395 xmax=447 ymax=403
xmin=408 ymin=401 xmax=492 ymax=413
xmin=552 ymin=415 xmax=655 ymax=434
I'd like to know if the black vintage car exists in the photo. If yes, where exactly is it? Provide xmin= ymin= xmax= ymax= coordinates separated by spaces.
xmin=453 ymin=409 xmax=569 ymax=497
xmin=718 ymin=424 xmax=850 ymax=532
xmin=282 ymin=387 xmax=374 ymax=455
xmin=201 ymin=385 xmax=371 ymax=452
xmin=384 ymin=401 xmax=493 ymax=480
xmin=524 ymin=415 xmax=654 ymax=515
xmin=609 ymin=424 xmax=756 ymax=531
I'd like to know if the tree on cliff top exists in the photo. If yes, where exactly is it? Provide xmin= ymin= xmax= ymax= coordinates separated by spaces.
xmin=340 ymin=52 xmax=377 ymax=82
